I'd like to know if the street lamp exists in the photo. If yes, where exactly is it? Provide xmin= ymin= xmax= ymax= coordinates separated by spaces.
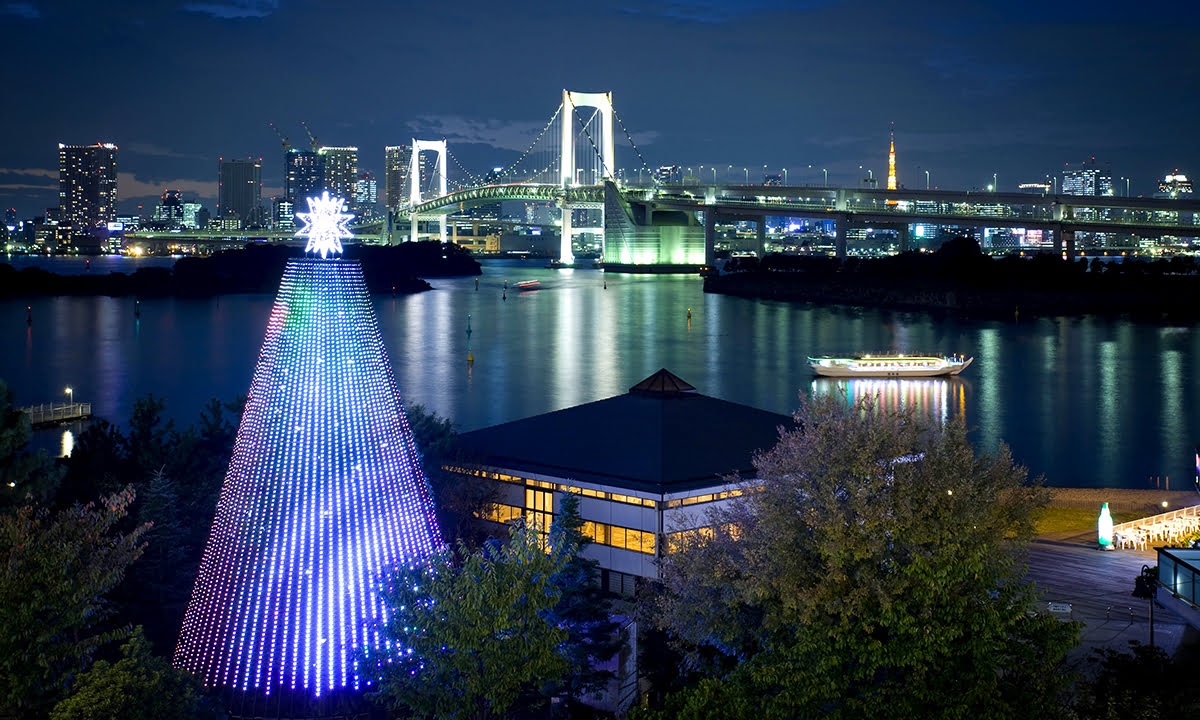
xmin=743 ymin=167 xmax=749 ymax=184
xmin=822 ymin=168 xmax=828 ymax=186
xmin=65 ymin=386 xmax=73 ymax=406
xmin=925 ymin=169 xmax=930 ymax=190
xmin=711 ymin=167 xmax=717 ymax=182
xmin=782 ymin=168 xmax=788 ymax=184
xmin=992 ymin=173 xmax=998 ymax=192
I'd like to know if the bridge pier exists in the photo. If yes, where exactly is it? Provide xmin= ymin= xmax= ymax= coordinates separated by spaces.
xmin=755 ymin=218 xmax=767 ymax=258
xmin=897 ymin=224 xmax=910 ymax=253
xmin=1063 ymin=229 xmax=1076 ymax=257
xmin=834 ymin=216 xmax=848 ymax=260
xmin=704 ymin=210 xmax=717 ymax=267
xmin=560 ymin=207 xmax=574 ymax=264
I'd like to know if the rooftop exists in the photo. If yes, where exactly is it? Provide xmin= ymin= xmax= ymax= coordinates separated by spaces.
xmin=458 ymin=369 xmax=794 ymax=494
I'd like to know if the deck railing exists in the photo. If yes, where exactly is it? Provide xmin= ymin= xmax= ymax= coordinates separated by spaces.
xmin=19 ymin=402 xmax=92 ymax=427
xmin=1113 ymin=503 xmax=1200 ymax=534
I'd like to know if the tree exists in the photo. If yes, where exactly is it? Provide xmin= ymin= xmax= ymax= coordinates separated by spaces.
xmin=369 ymin=519 xmax=569 ymax=720
xmin=405 ymin=402 xmax=497 ymax=545
xmin=546 ymin=492 xmax=623 ymax=709
xmin=646 ymin=394 xmax=1079 ymax=720
xmin=48 ymin=627 xmax=221 ymax=720
xmin=1074 ymin=642 xmax=1200 ymax=719
xmin=0 ymin=487 xmax=149 ymax=717
xmin=0 ymin=379 xmax=62 ymax=509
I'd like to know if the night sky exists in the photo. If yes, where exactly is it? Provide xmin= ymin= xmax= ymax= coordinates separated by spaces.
xmin=1 ymin=0 xmax=1197 ymax=217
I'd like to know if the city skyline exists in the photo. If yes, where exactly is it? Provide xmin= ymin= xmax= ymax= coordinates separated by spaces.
xmin=1 ymin=0 xmax=1198 ymax=217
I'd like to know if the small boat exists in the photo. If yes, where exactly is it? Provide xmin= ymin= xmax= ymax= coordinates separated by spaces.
xmin=807 ymin=354 xmax=973 ymax=378
xmin=515 ymin=280 xmax=540 ymax=291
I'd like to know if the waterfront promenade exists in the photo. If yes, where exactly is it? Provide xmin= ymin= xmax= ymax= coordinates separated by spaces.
xmin=1030 ymin=489 xmax=1200 ymax=663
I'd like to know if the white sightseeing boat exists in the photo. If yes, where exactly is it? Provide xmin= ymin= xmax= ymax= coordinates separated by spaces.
xmin=807 ymin=354 xmax=973 ymax=378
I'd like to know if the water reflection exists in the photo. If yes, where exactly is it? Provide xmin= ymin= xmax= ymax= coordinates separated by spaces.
xmin=60 ymin=428 xmax=74 ymax=458
xmin=810 ymin=377 xmax=966 ymax=427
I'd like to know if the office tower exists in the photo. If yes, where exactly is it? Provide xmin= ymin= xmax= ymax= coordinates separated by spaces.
xmin=1062 ymin=159 xmax=1114 ymax=197
xmin=58 ymin=142 xmax=118 ymax=230
xmin=285 ymin=150 xmax=326 ymax=207
xmin=273 ymin=198 xmax=295 ymax=230
xmin=318 ymin=146 xmax=358 ymax=201
xmin=218 ymin=157 xmax=263 ymax=227
xmin=355 ymin=171 xmax=377 ymax=206
xmin=153 ymin=189 xmax=185 ymax=225
xmin=174 ymin=243 xmax=442 ymax=698
xmin=1156 ymin=171 xmax=1193 ymax=199
xmin=385 ymin=145 xmax=419 ymax=212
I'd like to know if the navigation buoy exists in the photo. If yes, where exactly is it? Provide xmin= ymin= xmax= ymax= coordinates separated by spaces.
xmin=26 ymin=306 xmax=32 ymax=325
xmin=466 ymin=313 xmax=474 ymax=365
xmin=475 ymin=277 xmax=479 ymax=291
xmin=134 ymin=299 xmax=141 ymax=318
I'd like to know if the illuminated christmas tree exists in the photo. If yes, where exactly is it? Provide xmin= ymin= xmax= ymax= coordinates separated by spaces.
xmin=174 ymin=192 xmax=441 ymax=699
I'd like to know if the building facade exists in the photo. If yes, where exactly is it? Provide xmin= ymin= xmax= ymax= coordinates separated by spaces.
xmin=318 ymin=146 xmax=358 ymax=202
xmin=58 ymin=142 xmax=118 ymax=231
xmin=452 ymin=369 xmax=792 ymax=594
xmin=285 ymin=150 xmax=325 ymax=208
xmin=218 ymin=157 xmax=263 ymax=227
xmin=1062 ymin=159 xmax=1114 ymax=197
xmin=385 ymin=144 xmax=425 ymax=213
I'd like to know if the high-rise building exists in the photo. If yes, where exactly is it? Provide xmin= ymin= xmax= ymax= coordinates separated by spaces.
xmin=182 ymin=202 xmax=202 ymax=229
xmin=355 ymin=171 xmax=377 ymax=206
xmin=218 ymin=157 xmax=263 ymax=227
xmin=285 ymin=150 xmax=326 ymax=207
xmin=1156 ymin=171 xmax=1193 ymax=199
xmin=385 ymin=145 xmax=419 ymax=212
xmin=58 ymin=142 xmax=118 ymax=230
xmin=274 ymin=198 xmax=295 ymax=230
xmin=153 ymin=189 xmax=185 ymax=226
xmin=1061 ymin=159 xmax=1114 ymax=197
xmin=318 ymin=146 xmax=358 ymax=201
xmin=174 ymin=244 xmax=441 ymax=699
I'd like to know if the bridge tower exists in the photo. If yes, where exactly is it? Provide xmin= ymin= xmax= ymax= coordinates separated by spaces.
xmin=409 ymin=139 xmax=448 ymax=242
xmin=559 ymin=90 xmax=615 ymax=265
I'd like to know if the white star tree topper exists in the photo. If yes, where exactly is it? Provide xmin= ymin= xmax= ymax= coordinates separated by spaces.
xmin=295 ymin=191 xmax=355 ymax=258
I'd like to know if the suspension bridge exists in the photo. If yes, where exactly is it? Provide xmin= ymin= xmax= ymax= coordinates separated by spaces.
xmin=127 ymin=90 xmax=1200 ymax=267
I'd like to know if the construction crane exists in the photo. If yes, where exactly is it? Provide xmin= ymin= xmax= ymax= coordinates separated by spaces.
xmin=268 ymin=122 xmax=291 ymax=153
xmin=300 ymin=121 xmax=318 ymax=152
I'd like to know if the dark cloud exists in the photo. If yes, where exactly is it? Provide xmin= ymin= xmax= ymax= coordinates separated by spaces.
xmin=182 ymin=0 xmax=278 ymax=19
xmin=2 ymin=2 xmax=40 ymax=18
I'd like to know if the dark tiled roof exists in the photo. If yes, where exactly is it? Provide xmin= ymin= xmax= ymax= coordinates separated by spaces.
xmin=458 ymin=370 xmax=793 ymax=494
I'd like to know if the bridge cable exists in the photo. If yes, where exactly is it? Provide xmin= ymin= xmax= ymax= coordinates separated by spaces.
xmin=446 ymin=148 xmax=486 ymax=187
xmin=492 ymin=104 xmax=563 ymax=186
xmin=612 ymin=109 xmax=660 ymax=185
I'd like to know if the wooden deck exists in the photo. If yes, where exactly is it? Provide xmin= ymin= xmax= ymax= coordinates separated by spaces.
xmin=19 ymin=402 xmax=92 ymax=428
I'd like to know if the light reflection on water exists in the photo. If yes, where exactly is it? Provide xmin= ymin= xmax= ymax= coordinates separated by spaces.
xmin=810 ymin=378 xmax=964 ymax=428
xmin=4 ymin=258 xmax=1200 ymax=489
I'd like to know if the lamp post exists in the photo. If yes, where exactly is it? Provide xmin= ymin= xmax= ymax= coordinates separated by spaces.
xmin=743 ymin=167 xmax=748 ymax=184
xmin=782 ymin=168 xmax=788 ymax=184
xmin=712 ymin=167 xmax=717 ymax=183
xmin=925 ymin=169 xmax=930 ymax=190
xmin=823 ymin=168 xmax=828 ymax=186
xmin=992 ymin=173 xmax=998 ymax=192
xmin=65 ymin=386 xmax=73 ymax=407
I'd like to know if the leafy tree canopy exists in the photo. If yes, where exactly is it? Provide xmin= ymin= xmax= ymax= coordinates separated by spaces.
xmin=48 ymin=627 xmax=221 ymax=720
xmin=0 ymin=487 xmax=148 ymax=717
xmin=646 ymin=394 xmax=1079 ymax=720
xmin=369 ymin=520 xmax=569 ymax=720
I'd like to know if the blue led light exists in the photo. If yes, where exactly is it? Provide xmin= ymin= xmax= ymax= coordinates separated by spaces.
xmin=174 ymin=259 xmax=442 ymax=697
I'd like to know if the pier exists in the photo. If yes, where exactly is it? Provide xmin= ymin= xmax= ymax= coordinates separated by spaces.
xmin=19 ymin=402 xmax=92 ymax=428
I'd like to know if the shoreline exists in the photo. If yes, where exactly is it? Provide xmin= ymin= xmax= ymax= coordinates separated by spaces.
xmin=1047 ymin=487 xmax=1198 ymax=515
